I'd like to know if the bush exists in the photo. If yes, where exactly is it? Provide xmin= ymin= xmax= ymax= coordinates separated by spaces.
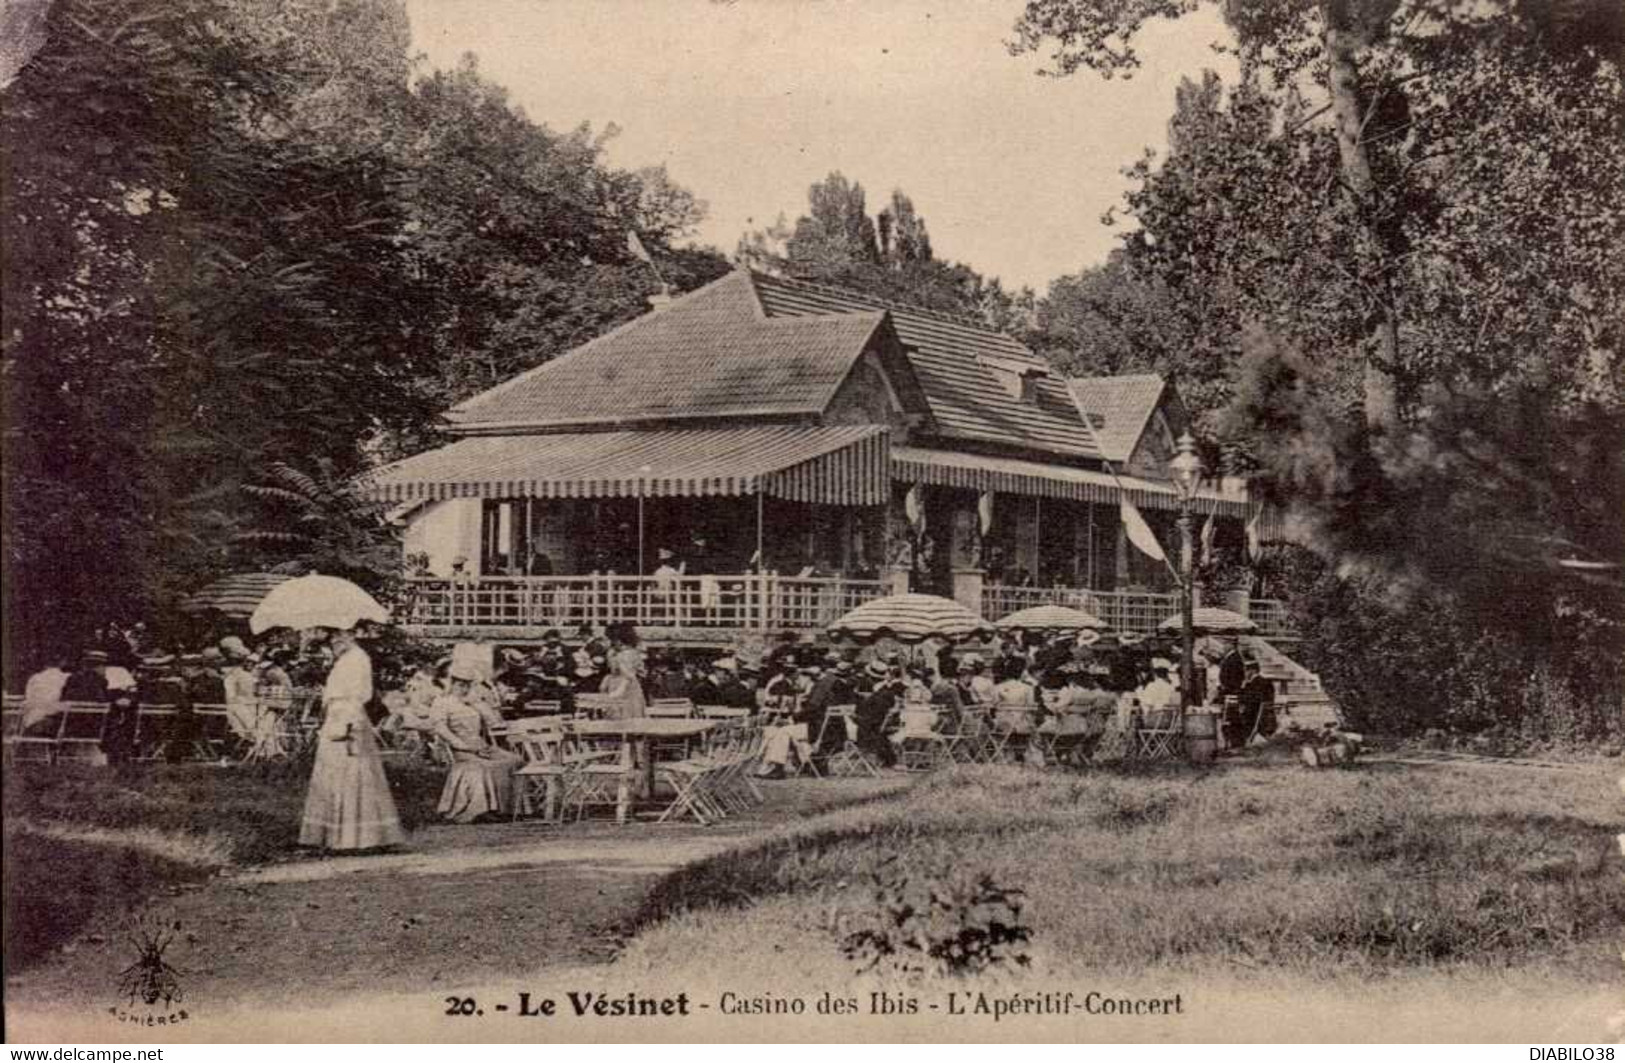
xmin=835 ymin=857 xmax=1032 ymax=980
xmin=1277 ymin=548 xmax=1623 ymax=748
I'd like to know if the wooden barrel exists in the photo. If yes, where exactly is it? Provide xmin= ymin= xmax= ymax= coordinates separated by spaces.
xmin=1184 ymin=711 xmax=1219 ymax=764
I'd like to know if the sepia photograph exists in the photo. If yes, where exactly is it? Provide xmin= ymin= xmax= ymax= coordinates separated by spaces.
xmin=2 ymin=0 xmax=1621 ymax=1046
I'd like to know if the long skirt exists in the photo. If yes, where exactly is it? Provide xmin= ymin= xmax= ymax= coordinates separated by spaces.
xmin=438 ymin=749 xmax=521 ymax=823
xmin=299 ymin=732 xmax=406 ymax=850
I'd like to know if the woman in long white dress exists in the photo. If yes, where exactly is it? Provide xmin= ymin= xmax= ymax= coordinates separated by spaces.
xmin=298 ymin=628 xmax=405 ymax=851
xmin=599 ymin=632 xmax=648 ymax=720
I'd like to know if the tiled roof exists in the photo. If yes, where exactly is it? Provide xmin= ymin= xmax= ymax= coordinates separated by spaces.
xmin=448 ymin=272 xmax=884 ymax=430
xmin=750 ymin=273 xmax=1102 ymax=461
xmin=1067 ymin=374 xmax=1166 ymax=464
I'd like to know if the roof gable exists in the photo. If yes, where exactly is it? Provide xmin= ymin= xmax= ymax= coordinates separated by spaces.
xmin=750 ymin=272 xmax=1102 ymax=461
xmin=1067 ymin=374 xmax=1167 ymax=464
xmin=448 ymin=271 xmax=887 ymax=431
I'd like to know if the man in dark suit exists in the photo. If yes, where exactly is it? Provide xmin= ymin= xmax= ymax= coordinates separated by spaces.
xmin=1217 ymin=641 xmax=1247 ymax=700
xmin=714 ymin=664 xmax=755 ymax=710
xmin=1226 ymin=658 xmax=1276 ymax=749
xmin=854 ymin=662 xmax=902 ymax=768
xmin=795 ymin=658 xmax=855 ymax=773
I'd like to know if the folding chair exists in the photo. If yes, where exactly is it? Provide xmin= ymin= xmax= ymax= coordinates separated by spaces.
xmin=793 ymin=704 xmax=849 ymax=778
xmin=55 ymin=701 xmax=110 ymax=764
xmin=190 ymin=704 xmax=236 ymax=762
xmin=573 ymin=693 xmax=614 ymax=720
xmin=510 ymin=721 xmax=574 ymax=823
xmin=1 ymin=694 xmax=25 ymax=752
xmin=893 ymin=705 xmax=941 ymax=772
xmin=825 ymin=705 xmax=885 ymax=777
xmin=4 ymin=703 xmax=63 ymax=764
xmin=991 ymin=705 xmax=1039 ymax=764
xmin=560 ymin=733 xmax=637 ymax=821
xmin=653 ymin=751 xmax=723 ymax=824
xmin=1135 ymin=709 xmax=1181 ymax=759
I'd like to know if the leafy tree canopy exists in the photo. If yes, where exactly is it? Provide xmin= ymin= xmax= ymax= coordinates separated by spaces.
xmin=2 ymin=0 xmax=726 ymax=661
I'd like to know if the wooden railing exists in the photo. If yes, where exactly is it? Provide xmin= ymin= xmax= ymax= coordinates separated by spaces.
xmin=401 ymin=574 xmax=889 ymax=633
xmin=980 ymin=585 xmax=1297 ymax=639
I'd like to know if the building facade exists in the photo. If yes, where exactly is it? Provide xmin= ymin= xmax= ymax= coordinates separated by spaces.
xmin=365 ymin=269 xmax=1285 ymax=644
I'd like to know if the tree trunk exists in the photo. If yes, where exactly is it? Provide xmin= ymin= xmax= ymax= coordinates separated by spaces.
xmin=1322 ymin=5 xmax=1402 ymax=430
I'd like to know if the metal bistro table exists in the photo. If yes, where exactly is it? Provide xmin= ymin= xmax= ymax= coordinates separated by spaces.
xmin=567 ymin=717 xmax=718 ymax=823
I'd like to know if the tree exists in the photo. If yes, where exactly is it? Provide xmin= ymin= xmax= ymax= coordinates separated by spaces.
xmin=877 ymin=190 xmax=933 ymax=269
xmin=740 ymin=175 xmax=1035 ymax=330
xmin=1 ymin=0 xmax=726 ymax=664
xmin=1010 ymin=0 xmax=1625 ymax=428
xmin=784 ymin=171 xmax=881 ymax=271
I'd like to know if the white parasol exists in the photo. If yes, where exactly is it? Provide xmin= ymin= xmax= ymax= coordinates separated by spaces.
xmin=995 ymin=604 xmax=1109 ymax=633
xmin=248 ymin=574 xmax=391 ymax=634
xmin=1156 ymin=607 xmax=1258 ymax=636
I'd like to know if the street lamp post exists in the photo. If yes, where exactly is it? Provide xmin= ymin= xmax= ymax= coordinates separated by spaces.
xmin=1169 ymin=432 xmax=1204 ymax=739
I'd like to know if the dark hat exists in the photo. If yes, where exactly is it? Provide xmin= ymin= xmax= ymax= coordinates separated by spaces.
xmin=541 ymin=629 xmax=562 ymax=642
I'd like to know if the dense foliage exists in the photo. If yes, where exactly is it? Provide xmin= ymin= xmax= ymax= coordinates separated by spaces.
xmin=1014 ymin=0 xmax=1625 ymax=741
xmin=1 ymin=0 xmax=727 ymax=662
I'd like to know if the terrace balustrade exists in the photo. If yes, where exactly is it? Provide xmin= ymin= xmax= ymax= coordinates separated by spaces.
xmin=398 ymin=575 xmax=1296 ymax=640
xmin=981 ymin=584 xmax=1296 ymax=640
xmin=401 ymin=574 xmax=889 ymax=635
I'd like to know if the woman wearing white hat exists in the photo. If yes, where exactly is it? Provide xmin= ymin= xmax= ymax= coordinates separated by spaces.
xmin=433 ymin=660 xmax=521 ymax=822
xmin=298 ymin=627 xmax=405 ymax=851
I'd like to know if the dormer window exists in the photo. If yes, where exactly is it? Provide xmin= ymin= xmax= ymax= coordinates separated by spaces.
xmin=979 ymin=354 xmax=1049 ymax=404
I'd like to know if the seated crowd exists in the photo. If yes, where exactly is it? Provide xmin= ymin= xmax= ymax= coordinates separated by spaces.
xmin=9 ymin=620 xmax=1277 ymax=824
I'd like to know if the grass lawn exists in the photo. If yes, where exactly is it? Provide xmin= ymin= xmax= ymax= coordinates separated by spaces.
xmin=2 ymin=758 xmax=446 ymax=973
xmin=620 ymin=753 xmax=1624 ymax=989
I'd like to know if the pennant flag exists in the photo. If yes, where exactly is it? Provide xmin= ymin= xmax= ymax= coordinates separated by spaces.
xmin=1120 ymin=498 xmax=1166 ymax=563
xmin=904 ymin=484 xmax=924 ymax=531
xmin=1199 ymin=508 xmax=1216 ymax=566
xmin=626 ymin=230 xmax=655 ymax=264
xmin=1246 ymin=506 xmax=1262 ymax=562
xmin=977 ymin=491 xmax=994 ymax=536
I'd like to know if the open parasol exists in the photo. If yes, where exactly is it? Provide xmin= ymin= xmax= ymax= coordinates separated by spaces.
xmin=995 ymin=604 xmax=1109 ymax=633
xmin=1157 ymin=606 xmax=1258 ymax=636
xmin=180 ymin=572 xmax=294 ymax=618
xmin=827 ymin=593 xmax=992 ymax=644
xmin=248 ymin=574 xmax=391 ymax=635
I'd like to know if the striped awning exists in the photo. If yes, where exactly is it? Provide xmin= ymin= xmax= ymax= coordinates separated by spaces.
xmin=827 ymin=593 xmax=993 ymax=643
xmin=361 ymin=425 xmax=890 ymax=506
xmin=890 ymin=445 xmax=1251 ymax=518
xmin=180 ymin=572 xmax=294 ymax=618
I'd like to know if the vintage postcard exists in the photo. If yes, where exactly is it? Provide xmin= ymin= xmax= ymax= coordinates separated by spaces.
xmin=3 ymin=0 xmax=1621 ymax=1046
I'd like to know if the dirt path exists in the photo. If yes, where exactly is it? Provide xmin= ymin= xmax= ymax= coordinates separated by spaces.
xmin=4 ymin=777 xmax=907 ymax=1013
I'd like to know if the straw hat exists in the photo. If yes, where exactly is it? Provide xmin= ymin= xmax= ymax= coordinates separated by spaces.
xmin=448 ymin=660 xmax=481 ymax=683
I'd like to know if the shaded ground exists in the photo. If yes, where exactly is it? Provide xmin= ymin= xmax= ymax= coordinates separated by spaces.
xmin=3 ymin=770 xmax=907 ymax=1011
